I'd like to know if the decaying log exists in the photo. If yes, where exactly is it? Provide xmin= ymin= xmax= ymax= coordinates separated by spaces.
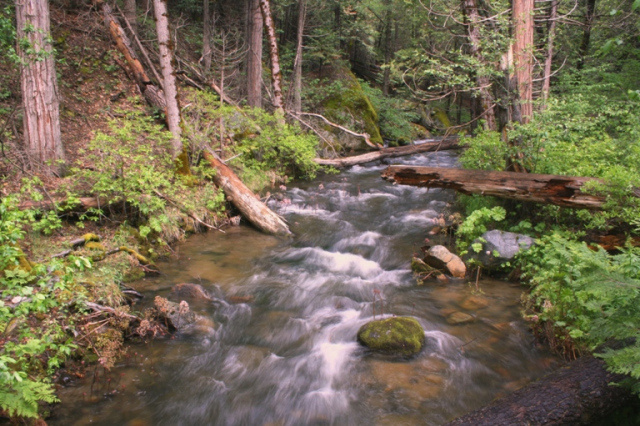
xmin=382 ymin=166 xmax=606 ymax=209
xmin=19 ymin=196 xmax=110 ymax=211
xmin=315 ymin=137 xmax=461 ymax=168
xmin=98 ymin=1 xmax=165 ymax=111
xmin=203 ymin=150 xmax=291 ymax=235
xmin=446 ymin=356 xmax=631 ymax=425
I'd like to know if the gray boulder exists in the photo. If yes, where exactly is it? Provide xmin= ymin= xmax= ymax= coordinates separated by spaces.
xmin=468 ymin=230 xmax=534 ymax=269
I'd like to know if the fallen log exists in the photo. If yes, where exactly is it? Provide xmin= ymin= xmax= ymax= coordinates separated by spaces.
xmin=446 ymin=356 xmax=631 ymax=425
xmin=203 ymin=150 xmax=291 ymax=236
xmin=314 ymin=137 xmax=461 ymax=168
xmin=382 ymin=166 xmax=606 ymax=209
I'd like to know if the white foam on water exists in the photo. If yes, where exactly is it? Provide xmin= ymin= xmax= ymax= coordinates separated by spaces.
xmin=332 ymin=231 xmax=382 ymax=251
xmin=282 ymin=247 xmax=384 ymax=279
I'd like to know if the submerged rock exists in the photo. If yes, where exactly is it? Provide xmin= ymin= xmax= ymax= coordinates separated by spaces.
xmin=357 ymin=317 xmax=425 ymax=356
xmin=446 ymin=311 xmax=475 ymax=325
xmin=467 ymin=230 xmax=534 ymax=269
xmin=170 ymin=283 xmax=212 ymax=302
xmin=424 ymin=245 xmax=466 ymax=278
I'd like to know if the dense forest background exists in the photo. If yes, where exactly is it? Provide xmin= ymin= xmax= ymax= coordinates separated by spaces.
xmin=1 ymin=0 xmax=640 ymax=422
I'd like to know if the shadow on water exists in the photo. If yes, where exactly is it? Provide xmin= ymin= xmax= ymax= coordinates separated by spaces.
xmin=52 ymin=150 xmax=560 ymax=425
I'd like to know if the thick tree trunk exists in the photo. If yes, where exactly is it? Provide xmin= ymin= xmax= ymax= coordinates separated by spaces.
xmin=315 ymin=138 xmax=461 ymax=168
xmin=513 ymin=0 xmax=534 ymax=122
xmin=154 ymin=0 xmax=183 ymax=158
xmin=541 ymin=0 xmax=558 ymax=105
xmin=446 ymin=356 xmax=631 ymax=425
xmin=16 ymin=0 xmax=65 ymax=176
xmin=203 ymin=151 xmax=291 ymax=235
xmin=259 ymin=0 xmax=285 ymax=116
xmin=382 ymin=0 xmax=393 ymax=96
xmin=381 ymin=166 xmax=607 ymax=209
xmin=461 ymin=0 xmax=497 ymax=131
xmin=247 ymin=0 xmax=263 ymax=108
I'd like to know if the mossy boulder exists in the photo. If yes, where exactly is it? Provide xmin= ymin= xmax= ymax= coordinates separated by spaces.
xmin=317 ymin=64 xmax=383 ymax=151
xmin=357 ymin=316 xmax=425 ymax=357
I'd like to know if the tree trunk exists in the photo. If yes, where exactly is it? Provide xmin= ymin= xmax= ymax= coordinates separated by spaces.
xmin=461 ymin=0 xmax=496 ymax=130
xmin=286 ymin=0 xmax=305 ymax=114
xmin=203 ymin=0 xmax=212 ymax=72
xmin=381 ymin=166 xmax=607 ymax=209
xmin=578 ymin=0 xmax=597 ymax=70
xmin=153 ymin=0 xmax=183 ymax=158
xmin=513 ymin=0 xmax=534 ymax=122
xmin=16 ymin=0 xmax=65 ymax=176
xmin=123 ymin=0 xmax=138 ymax=36
xmin=247 ymin=0 xmax=263 ymax=108
xmin=446 ymin=356 xmax=631 ymax=425
xmin=99 ymin=2 xmax=166 ymax=110
xmin=259 ymin=0 xmax=285 ymax=117
xmin=315 ymin=137 xmax=461 ymax=168
xmin=541 ymin=0 xmax=558 ymax=106
xmin=382 ymin=0 xmax=393 ymax=96
xmin=203 ymin=151 xmax=291 ymax=235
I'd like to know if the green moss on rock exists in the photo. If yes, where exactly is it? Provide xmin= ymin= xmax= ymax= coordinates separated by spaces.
xmin=357 ymin=316 xmax=425 ymax=356
xmin=321 ymin=66 xmax=383 ymax=148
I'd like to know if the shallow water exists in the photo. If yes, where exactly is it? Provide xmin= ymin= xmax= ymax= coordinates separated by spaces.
xmin=52 ymin=149 xmax=558 ymax=425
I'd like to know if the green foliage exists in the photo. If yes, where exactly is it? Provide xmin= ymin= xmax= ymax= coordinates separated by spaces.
xmin=520 ymin=232 xmax=640 ymax=394
xmin=0 ymin=195 xmax=87 ymax=418
xmin=73 ymin=106 xmax=225 ymax=240
xmin=455 ymin=206 xmax=506 ymax=255
xmin=361 ymin=82 xmax=419 ymax=144
xmin=182 ymin=89 xmax=320 ymax=191
xmin=460 ymin=67 xmax=640 ymax=231
xmin=0 ymin=5 xmax=18 ymax=64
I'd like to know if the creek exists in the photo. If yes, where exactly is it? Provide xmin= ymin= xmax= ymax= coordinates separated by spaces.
xmin=53 ymin=149 xmax=558 ymax=425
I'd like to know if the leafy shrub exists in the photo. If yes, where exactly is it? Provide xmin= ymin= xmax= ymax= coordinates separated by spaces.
xmin=74 ymin=106 xmax=225 ymax=240
xmin=182 ymin=89 xmax=320 ymax=191
xmin=455 ymin=206 xmax=506 ymax=255
xmin=520 ymin=232 xmax=640 ymax=394
xmin=0 ymin=196 xmax=87 ymax=418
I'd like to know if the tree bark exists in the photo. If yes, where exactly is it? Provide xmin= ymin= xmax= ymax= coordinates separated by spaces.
xmin=513 ymin=0 xmax=534 ymax=122
xmin=381 ymin=166 xmax=607 ymax=209
xmin=153 ymin=0 xmax=183 ymax=158
xmin=203 ymin=0 xmax=212 ymax=72
xmin=446 ymin=356 xmax=631 ymax=425
xmin=541 ymin=0 xmax=558 ymax=106
xmin=16 ymin=0 xmax=65 ymax=176
xmin=203 ymin=151 xmax=291 ymax=235
xmin=99 ymin=2 xmax=166 ymax=110
xmin=315 ymin=138 xmax=461 ymax=168
xmin=247 ymin=0 xmax=263 ymax=108
xmin=286 ymin=0 xmax=306 ymax=114
xmin=461 ymin=0 xmax=497 ymax=131
xmin=259 ymin=0 xmax=285 ymax=117
xmin=578 ymin=0 xmax=597 ymax=70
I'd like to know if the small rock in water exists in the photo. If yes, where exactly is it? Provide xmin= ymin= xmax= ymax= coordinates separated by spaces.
xmin=170 ymin=283 xmax=212 ymax=302
xmin=357 ymin=317 xmax=425 ymax=357
xmin=424 ymin=245 xmax=466 ymax=278
xmin=446 ymin=311 xmax=475 ymax=325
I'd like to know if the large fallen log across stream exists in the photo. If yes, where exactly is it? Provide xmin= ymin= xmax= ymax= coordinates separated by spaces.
xmin=382 ymin=166 xmax=607 ymax=209
xmin=314 ymin=137 xmax=461 ymax=168
xmin=446 ymin=356 xmax=631 ymax=425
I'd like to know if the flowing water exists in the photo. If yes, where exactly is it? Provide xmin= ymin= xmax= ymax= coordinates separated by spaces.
xmin=53 ymin=149 xmax=558 ymax=425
